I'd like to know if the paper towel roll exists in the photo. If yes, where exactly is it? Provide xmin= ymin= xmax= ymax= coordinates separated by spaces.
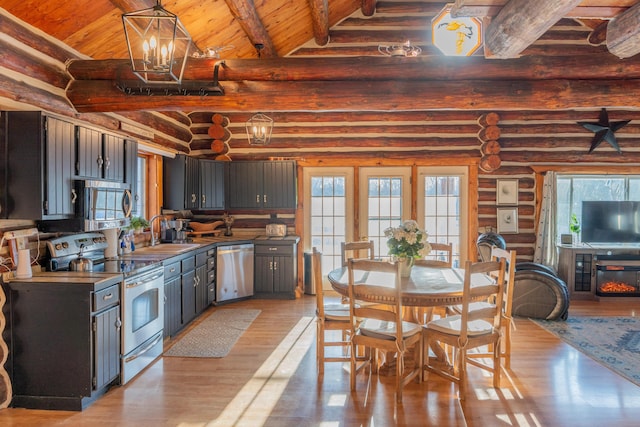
xmin=104 ymin=228 xmax=119 ymax=258
xmin=15 ymin=249 xmax=32 ymax=279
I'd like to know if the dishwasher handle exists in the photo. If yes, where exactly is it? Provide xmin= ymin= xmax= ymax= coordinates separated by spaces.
xmin=217 ymin=244 xmax=254 ymax=255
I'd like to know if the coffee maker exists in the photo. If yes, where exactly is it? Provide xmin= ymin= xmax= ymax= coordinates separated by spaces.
xmin=161 ymin=219 xmax=190 ymax=243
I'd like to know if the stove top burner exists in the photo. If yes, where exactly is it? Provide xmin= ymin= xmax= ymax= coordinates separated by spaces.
xmin=95 ymin=258 xmax=163 ymax=276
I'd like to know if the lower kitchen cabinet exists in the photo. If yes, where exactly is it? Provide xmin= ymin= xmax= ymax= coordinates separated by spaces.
xmin=5 ymin=275 xmax=122 ymax=411
xmin=163 ymin=260 xmax=182 ymax=338
xmin=181 ymin=256 xmax=197 ymax=325
xmin=254 ymin=237 xmax=300 ymax=299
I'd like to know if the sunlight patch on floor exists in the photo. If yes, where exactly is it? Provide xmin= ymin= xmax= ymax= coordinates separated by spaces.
xmin=496 ymin=412 xmax=543 ymax=427
xmin=193 ymin=316 xmax=315 ymax=427
xmin=327 ymin=393 xmax=347 ymax=407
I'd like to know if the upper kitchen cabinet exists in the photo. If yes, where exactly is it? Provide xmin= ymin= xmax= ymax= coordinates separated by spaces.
xmin=228 ymin=161 xmax=297 ymax=210
xmin=163 ymin=154 xmax=200 ymax=210
xmin=124 ymin=139 xmax=139 ymax=216
xmin=199 ymin=159 xmax=225 ymax=210
xmin=76 ymin=126 xmax=125 ymax=182
xmin=0 ymin=111 xmax=76 ymax=220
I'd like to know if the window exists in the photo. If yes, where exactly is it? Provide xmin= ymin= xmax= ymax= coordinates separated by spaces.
xmin=135 ymin=156 xmax=147 ymax=218
xmin=556 ymin=175 xmax=640 ymax=237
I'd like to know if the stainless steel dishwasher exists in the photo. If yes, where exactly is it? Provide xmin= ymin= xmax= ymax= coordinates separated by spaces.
xmin=216 ymin=243 xmax=255 ymax=303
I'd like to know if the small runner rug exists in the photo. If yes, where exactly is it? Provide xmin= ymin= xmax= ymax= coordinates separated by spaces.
xmin=533 ymin=316 xmax=640 ymax=387
xmin=164 ymin=308 xmax=261 ymax=358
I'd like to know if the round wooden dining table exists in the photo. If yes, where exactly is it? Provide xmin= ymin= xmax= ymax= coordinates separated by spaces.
xmin=327 ymin=263 xmax=494 ymax=308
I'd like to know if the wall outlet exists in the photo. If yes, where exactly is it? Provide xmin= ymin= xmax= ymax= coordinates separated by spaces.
xmin=3 ymin=228 xmax=38 ymax=240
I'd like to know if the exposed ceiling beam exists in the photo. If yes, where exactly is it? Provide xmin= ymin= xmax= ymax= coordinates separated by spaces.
xmin=66 ymin=78 xmax=640 ymax=113
xmin=484 ymin=0 xmax=583 ymax=58
xmin=607 ymin=2 xmax=640 ymax=58
xmin=361 ymin=0 xmax=376 ymax=17
xmin=66 ymin=55 xmax=640 ymax=82
xmin=307 ymin=0 xmax=329 ymax=46
xmin=451 ymin=1 xmax=627 ymax=19
xmin=223 ymin=0 xmax=277 ymax=57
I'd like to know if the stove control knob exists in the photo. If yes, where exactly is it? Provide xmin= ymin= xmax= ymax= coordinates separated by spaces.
xmin=55 ymin=243 xmax=62 ymax=250
xmin=62 ymin=242 xmax=69 ymax=249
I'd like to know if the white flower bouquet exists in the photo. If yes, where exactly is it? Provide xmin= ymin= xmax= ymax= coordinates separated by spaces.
xmin=384 ymin=220 xmax=431 ymax=260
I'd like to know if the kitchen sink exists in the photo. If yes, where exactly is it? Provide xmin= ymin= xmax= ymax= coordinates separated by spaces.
xmin=133 ymin=243 xmax=201 ymax=254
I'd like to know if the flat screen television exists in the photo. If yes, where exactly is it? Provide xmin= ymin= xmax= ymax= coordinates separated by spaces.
xmin=581 ymin=201 xmax=640 ymax=243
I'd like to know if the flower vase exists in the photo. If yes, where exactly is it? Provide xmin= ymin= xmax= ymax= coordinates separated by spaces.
xmin=398 ymin=257 xmax=414 ymax=278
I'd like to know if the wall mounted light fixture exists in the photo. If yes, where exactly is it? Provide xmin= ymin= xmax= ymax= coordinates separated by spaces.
xmin=246 ymin=113 xmax=273 ymax=145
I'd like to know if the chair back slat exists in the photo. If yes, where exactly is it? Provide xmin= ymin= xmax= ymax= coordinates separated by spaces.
xmin=341 ymin=240 xmax=375 ymax=267
xmin=312 ymin=247 xmax=325 ymax=318
xmin=417 ymin=242 xmax=453 ymax=268
xmin=460 ymin=259 xmax=506 ymax=341
xmin=347 ymin=258 xmax=403 ymax=343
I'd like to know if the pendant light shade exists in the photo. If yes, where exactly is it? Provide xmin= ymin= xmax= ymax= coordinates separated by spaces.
xmin=122 ymin=1 xmax=192 ymax=84
xmin=246 ymin=113 xmax=274 ymax=145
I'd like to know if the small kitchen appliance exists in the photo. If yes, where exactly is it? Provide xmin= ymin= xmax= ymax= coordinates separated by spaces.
xmin=266 ymin=223 xmax=287 ymax=237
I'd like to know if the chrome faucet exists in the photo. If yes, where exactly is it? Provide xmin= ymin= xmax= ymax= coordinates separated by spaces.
xmin=149 ymin=214 xmax=166 ymax=246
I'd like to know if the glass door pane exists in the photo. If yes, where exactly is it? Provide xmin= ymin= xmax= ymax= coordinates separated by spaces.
xmin=360 ymin=167 xmax=411 ymax=259
xmin=304 ymin=168 xmax=354 ymax=283
xmin=418 ymin=167 xmax=468 ymax=267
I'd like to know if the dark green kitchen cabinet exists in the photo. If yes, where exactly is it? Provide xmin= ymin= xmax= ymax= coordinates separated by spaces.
xmin=124 ymin=139 xmax=139 ymax=215
xmin=227 ymin=161 xmax=296 ymax=210
xmin=76 ymin=127 xmax=125 ymax=182
xmin=0 ymin=111 xmax=76 ymax=219
xmin=199 ymin=159 xmax=225 ymax=209
xmin=254 ymin=237 xmax=299 ymax=299
xmin=163 ymin=154 xmax=200 ymax=210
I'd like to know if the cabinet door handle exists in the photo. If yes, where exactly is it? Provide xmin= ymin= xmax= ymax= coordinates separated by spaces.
xmin=105 ymin=157 xmax=110 ymax=170
xmin=264 ymin=194 xmax=267 ymax=204
xmin=169 ymin=267 xmax=176 ymax=273
xmin=103 ymin=293 xmax=113 ymax=301
xmin=116 ymin=317 xmax=122 ymax=330
xmin=202 ymin=194 xmax=206 ymax=204
xmin=269 ymin=261 xmax=273 ymax=270
xmin=192 ymin=193 xmax=197 ymax=203
xmin=256 ymin=194 xmax=260 ymax=203
xmin=97 ymin=156 xmax=103 ymax=168
xmin=71 ymin=188 xmax=77 ymax=204
xmin=273 ymin=261 xmax=278 ymax=270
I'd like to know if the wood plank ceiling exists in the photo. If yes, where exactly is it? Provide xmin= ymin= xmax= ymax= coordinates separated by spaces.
xmin=2 ymin=0 xmax=640 ymax=159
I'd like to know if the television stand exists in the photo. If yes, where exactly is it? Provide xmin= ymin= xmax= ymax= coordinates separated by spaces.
xmin=557 ymin=245 xmax=640 ymax=299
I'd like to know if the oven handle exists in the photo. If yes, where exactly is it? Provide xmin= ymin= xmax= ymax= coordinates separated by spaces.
xmin=125 ymin=269 xmax=164 ymax=288
xmin=123 ymin=333 xmax=163 ymax=363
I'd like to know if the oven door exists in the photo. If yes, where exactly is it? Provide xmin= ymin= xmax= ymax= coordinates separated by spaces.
xmin=122 ymin=267 xmax=164 ymax=356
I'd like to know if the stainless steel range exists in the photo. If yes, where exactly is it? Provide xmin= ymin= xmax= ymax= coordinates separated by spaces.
xmin=47 ymin=232 xmax=165 ymax=385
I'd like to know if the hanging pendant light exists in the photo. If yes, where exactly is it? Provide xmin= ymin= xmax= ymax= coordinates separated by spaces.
xmin=246 ymin=113 xmax=274 ymax=145
xmin=122 ymin=0 xmax=192 ymax=84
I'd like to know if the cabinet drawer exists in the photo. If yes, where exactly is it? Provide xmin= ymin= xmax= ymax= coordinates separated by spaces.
xmin=93 ymin=285 xmax=120 ymax=312
xmin=255 ymin=244 xmax=294 ymax=256
xmin=207 ymin=257 xmax=215 ymax=270
xmin=196 ymin=251 xmax=207 ymax=267
xmin=182 ymin=256 xmax=196 ymax=272
xmin=164 ymin=261 xmax=181 ymax=279
xmin=207 ymin=270 xmax=215 ymax=283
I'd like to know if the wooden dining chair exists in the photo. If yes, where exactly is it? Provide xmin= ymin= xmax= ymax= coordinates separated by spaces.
xmin=415 ymin=242 xmax=453 ymax=268
xmin=448 ymin=246 xmax=517 ymax=369
xmin=312 ymin=247 xmax=352 ymax=375
xmin=422 ymin=258 xmax=507 ymax=400
xmin=341 ymin=240 xmax=375 ymax=267
xmin=347 ymin=258 xmax=423 ymax=403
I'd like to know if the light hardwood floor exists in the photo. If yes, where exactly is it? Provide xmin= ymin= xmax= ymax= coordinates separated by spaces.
xmin=1 ymin=296 xmax=640 ymax=426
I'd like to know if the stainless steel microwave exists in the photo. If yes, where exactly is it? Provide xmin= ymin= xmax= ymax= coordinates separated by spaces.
xmin=76 ymin=180 xmax=132 ymax=231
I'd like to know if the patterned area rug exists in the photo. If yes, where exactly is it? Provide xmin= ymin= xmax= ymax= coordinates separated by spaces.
xmin=164 ymin=309 xmax=261 ymax=358
xmin=533 ymin=316 xmax=640 ymax=387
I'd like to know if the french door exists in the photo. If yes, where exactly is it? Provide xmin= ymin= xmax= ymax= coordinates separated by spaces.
xmin=304 ymin=166 xmax=468 ymax=288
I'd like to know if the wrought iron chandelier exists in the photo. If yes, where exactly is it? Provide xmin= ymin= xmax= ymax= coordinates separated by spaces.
xmin=122 ymin=0 xmax=192 ymax=84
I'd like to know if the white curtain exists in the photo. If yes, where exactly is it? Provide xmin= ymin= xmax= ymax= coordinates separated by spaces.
xmin=534 ymin=171 xmax=558 ymax=269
